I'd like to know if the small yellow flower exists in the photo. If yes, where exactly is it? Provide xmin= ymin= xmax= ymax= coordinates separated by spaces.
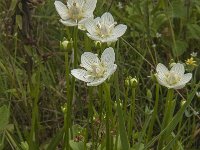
xmin=185 ymin=57 xmax=197 ymax=67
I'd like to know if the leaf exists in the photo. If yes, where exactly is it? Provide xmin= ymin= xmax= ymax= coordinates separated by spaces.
xmin=187 ymin=24 xmax=200 ymax=39
xmin=171 ymin=0 xmax=186 ymax=18
xmin=0 ymin=105 xmax=10 ymax=131
xmin=9 ymin=0 xmax=18 ymax=11
xmin=172 ymin=40 xmax=188 ymax=57
xmin=69 ymin=140 xmax=84 ymax=150
xmin=16 ymin=15 xmax=22 ymax=30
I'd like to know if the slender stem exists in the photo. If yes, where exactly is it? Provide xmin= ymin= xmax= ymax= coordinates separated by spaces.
xmin=147 ymin=83 xmax=159 ymax=142
xmin=158 ymin=88 xmax=174 ymax=149
xmin=85 ymin=87 xmax=93 ymax=149
xmin=128 ymin=86 xmax=136 ymax=144
xmin=103 ymin=83 xmax=112 ymax=150
xmin=63 ymin=42 xmax=71 ymax=149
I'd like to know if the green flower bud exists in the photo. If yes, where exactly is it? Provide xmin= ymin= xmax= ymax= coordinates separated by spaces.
xmin=125 ymin=76 xmax=138 ymax=87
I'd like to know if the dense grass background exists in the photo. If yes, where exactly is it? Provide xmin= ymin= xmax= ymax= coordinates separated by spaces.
xmin=0 ymin=0 xmax=200 ymax=149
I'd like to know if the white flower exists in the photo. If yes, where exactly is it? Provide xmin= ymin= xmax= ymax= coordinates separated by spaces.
xmin=196 ymin=91 xmax=200 ymax=98
xmin=71 ymin=47 xmax=117 ymax=86
xmin=156 ymin=63 xmax=192 ymax=89
xmin=54 ymin=0 xmax=97 ymax=26
xmin=85 ymin=12 xmax=127 ymax=43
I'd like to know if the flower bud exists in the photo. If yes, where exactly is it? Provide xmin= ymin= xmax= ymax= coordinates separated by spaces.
xmin=125 ymin=76 xmax=138 ymax=87
xmin=61 ymin=103 xmax=67 ymax=114
xmin=61 ymin=40 xmax=69 ymax=49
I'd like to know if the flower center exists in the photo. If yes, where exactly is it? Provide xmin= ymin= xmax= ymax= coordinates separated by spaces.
xmin=96 ymin=22 xmax=116 ymax=38
xmin=89 ymin=62 xmax=106 ymax=78
xmin=164 ymin=71 xmax=181 ymax=85
xmin=68 ymin=2 xmax=83 ymax=21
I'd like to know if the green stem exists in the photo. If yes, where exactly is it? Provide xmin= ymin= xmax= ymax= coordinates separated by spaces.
xmin=63 ymin=42 xmax=71 ymax=149
xmin=103 ymin=83 xmax=112 ymax=150
xmin=158 ymin=88 xmax=174 ymax=149
xmin=147 ymin=83 xmax=159 ymax=142
xmin=128 ymin=86 xmax=136 ymax=143
xmin=85 ymin=87 xmax=93 ymax=150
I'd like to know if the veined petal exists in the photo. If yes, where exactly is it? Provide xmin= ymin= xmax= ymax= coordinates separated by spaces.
xmin=83 ymin=0 xmax=97 ymax=12
xmin=85 ymin=19 xmax=97 ymax=35
xmin=87 ymin=76 xmax=108 ymax=86
xmin=113 ymin=24 xmax=127 ymax=38
xmin=60 ymin=19 xmax=77 ymax=26
xmin=101 ymin=36 xmax=118 ymax=43
xmin=71 ymin=69 xmax=91 ymax=82
xmin=101 ymin=47 xmax=115 ymax=65
xmin=170 ymin=63 xmax=185 ymax=76
xmin=79 ymin=17 xmax=92 ymax=25
xmin=107 ymin=64 xmax=117 ymax=76
xmin=173 ymin=73 xmax=192 ymax=89
xmin=156 ymin=75 xmax=170 ymax=88
xmin=86 ymin=33 xmax=102 ymax=41
xmin=81 ymin=51 xmax=100 ymax=71
xmin=156 ymin=63 xmax=169 ymax=79
xmin=54 ymin=1 xmax=69 ymax=20
xmin=101 ymin=12 xmax=115 ymax=25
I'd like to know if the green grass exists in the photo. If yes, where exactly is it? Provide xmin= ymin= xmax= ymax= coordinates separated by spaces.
xmin=0 ymin=0 xmax=200 ymax=149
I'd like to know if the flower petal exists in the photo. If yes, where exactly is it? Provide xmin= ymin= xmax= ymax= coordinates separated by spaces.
xmin=85 ymin=19 xmax=97 ymax=35
xmin=86 ymin=33 xmax=101 ymax=41
xmin=156 ymin=63 xmax=169 ymax=79
xmin=101 ymin=47 xmax=115 ymax=65
xmin=81 ymin=52 xmax=100 ymax=71
xmin=107 ymin=64 xmax=117 ymax=76
xmin=113 ymin=24 xmax=127 ymax=38
xmin=156 ymin=74 xmax=170 ymax=88
xmin=60 ymin=19 xmax=77 ymax=26
xmin=87 ymin=76 xmax=108 ymax=86
xmin=54 ymin=1 xmax=69 ymax=20
xmin=170 ymin=63 xmax=185 ymax=76
xmin=83 ymin=0 xmax=97 ymax=12
xmin=71 ymin=69 xmax=91 ymax=82
xmin=101 ymin=12 xmax=115 ymax=25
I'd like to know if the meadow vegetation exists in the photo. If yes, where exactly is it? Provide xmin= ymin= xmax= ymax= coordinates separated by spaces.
xmin=0 ymin=0 xmax=200 ymax=149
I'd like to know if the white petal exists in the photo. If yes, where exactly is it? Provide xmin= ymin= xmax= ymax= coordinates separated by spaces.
xmin=85 ymin=19 xmax=97 ymax=35
xmin=87 ymin=76 xmax=108 ymax=86
xmin=79 ymin=17 xmax=92 ymax=25
xmin=67 ymin=0 xmax=84 ymax=7
xmin=83 ymin=0 xmax=97 ymax=12
xmin=113 ymin=24 xmax=127 ymax=38
xmin=60 ymin=19 xmax=77 ymax=26
xmin=156 ymin=63 xmax=169 ymax=79
xmin=81 ymin=52 xmax=100 ymax=71
xmin=54 ymin=1 xmax=69 ymax=20
xmin=156 ymin=74 xmax=170 ymax=88
xmin=71 ymin=69 xmax=90 ymax=82
xmin=101 ymin=47 xmax=115 ymax=65
xmin=102 ymin=36 xmax=118 ymax=43
xmin=169 ymin=73 xmax=192 ymax=89
xmin=107 ymin=64 xmax=117 ymax=76
xmin=86 ymin=33 xmax=102 ymax=41
xmin=170 ymin=63 xmax=185 ymax=76
xmin=101 ymin=12 xmax=115 ymax=25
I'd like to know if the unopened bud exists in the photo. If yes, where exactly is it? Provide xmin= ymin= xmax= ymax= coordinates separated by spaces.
xmin=125 ymin=76 xmax=138 ymax=87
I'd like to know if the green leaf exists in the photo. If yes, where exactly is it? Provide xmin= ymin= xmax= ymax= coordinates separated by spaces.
xmin=0 ymin=105 xmax=10 ymax=131
xmin=171 ymin=0 xmax=185 ymax=18
xmin=187 ymin=24 xmax=200 ymax=39
xmin=16 ymin=15 xmax=22 ymax=30
xmin=172 ymin=40 xmax=188 ymax=57
xmin=69 ymin=140 xmax=84 ymax=150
